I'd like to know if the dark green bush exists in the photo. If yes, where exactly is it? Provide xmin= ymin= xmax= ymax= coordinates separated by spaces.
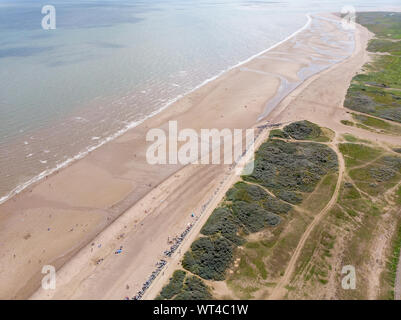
xmin=182 ymin=236 xmax=234 ymax=281
xmin=201 ymin=207 xmax=243 ymax=245
xmin=283 ymin=120 xmax=322 ymax=140
xmin=262 ymin=194 xmax=292 ymax=214
xmin=158 ymin=271 xmax=212 ymax=300
xmin=231 ymin=201 xmax=280 ymax=233
xmin=226 ymin=182 xmax=269 ymax=203
xmin=269 ymin=129 xmax=289 ymax=139
xmin=367 ymin=39 xmax=401 ymax=55
xmin=158 ymin=270 xmax=186 ymax=300
xmin=382 ymin=156 xmax=401 ymax=170
xmin=369 ymin=166 xmax=397 ymax=182
xmin=244 ymin=140 xmax=338 ymax=197
xmin=174 ymin=275 xmax=212 ymax=300
xmin=344 ymin=89 xmax=378 ymax=114
xmin=275 ymin=190 xmax=303 ymax=204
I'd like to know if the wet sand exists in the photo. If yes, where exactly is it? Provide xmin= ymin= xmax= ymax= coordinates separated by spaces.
xmin=0 ymin=13 xmax=379 ymax=300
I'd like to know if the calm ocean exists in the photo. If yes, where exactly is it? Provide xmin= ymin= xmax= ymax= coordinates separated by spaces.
xmin=0 ymin=0 xmax=399 ymax=202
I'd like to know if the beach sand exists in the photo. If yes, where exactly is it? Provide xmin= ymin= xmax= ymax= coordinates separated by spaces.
xmin=1 ymin=13 xmax=394 ymax=300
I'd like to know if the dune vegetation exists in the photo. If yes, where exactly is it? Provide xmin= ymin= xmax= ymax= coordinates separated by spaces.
xmin=158 ymin=121 xmax=339 ymax=300
xmin=344 ymin=12 xmax=401 ymax=124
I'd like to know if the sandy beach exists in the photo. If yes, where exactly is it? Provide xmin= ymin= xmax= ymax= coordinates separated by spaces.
xmin=2 ymin=13 xmax=397 ymax=300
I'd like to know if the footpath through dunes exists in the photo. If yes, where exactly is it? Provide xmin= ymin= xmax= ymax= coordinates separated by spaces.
xmin=25 ymin=14 xmax=358 ymax=300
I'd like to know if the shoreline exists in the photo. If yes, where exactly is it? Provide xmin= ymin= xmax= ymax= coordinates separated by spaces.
xmin=0 ymin=14 xmax=313 ymax=207
xmin=23 ymin=13 xmax=366 ymax=300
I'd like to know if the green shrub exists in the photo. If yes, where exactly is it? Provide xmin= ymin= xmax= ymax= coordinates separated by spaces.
xmin=182 ymin=236 xmax=234 ymax=281
xmin=275 ymin=190 xmax=303 ymax=204
xmin=158 ymin=271 xmax=212 ymax=300
xmin=283 ymin=120 xmax=322 ymax=140
xmin=262 ymin=194 xmax=292 ymax=214
xmin=231 ymin=201 xmax=280 ymax=233
xmin=158 ymin=270 xmax=186 ymax=300
xmin=245 ymin=140 xmax=338 ymax=196
xmin=341 ymin=120 xmax=355 ymax=127
xmin=201 ymin=207 xmax=243 ymax=245
xmin=368 ymin=39 xmax=401 ymax=55
xmin=174 ymin=275 xmax=212 ymax=300
xmin=269 ymin=129 xmax=289 ymax=139
xmin=369 ymin=166 xmax=397 ymax=182
xmin=226 ymin=182 xmax=292 ymax=215
xmin=226 ymin=182 xmax=269 ymax=203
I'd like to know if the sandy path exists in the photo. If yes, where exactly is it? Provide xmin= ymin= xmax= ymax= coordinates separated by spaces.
xmin=396 ymin=229 xmax=401 ymax=300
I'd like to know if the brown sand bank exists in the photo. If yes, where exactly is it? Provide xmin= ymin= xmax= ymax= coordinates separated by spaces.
xmin=0 ymin=14 xmax=374 ymax=300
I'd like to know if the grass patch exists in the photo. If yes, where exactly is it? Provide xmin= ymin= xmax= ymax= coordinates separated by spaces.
xmin=339 ymin=143 xmax=382 ymax=168
xmin=341 ymin=120 xmax=355 ymax=127
xmin=352 ymin=113 xmax=391 ymax=130
xmin=345 ymin=13 xmax=401 ymax=123
xmin=348 ymin=155 xmax=401 ymax=196
xmin=343 ymin=134 xmax=357 ymax=142
xmin=351 ymin=113 xmax=401 ymax=135
xmin=383 ymin=221 xmax=401 ymax=300
xmin=269 ymin=129 xmax=289 ymax=139
xmin=357 ymin=12 xmax=401 ymax=40
xmin=368 ymin=39 xmax=401 ymax=55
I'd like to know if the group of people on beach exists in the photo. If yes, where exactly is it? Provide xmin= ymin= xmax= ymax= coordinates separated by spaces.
xmin=132 ymin=259 xmax=167 ymax=300
xmin=164 ymin=221 xmax=197 ymax=257
xmin=132 ymin=219 xmax=198 ymax=300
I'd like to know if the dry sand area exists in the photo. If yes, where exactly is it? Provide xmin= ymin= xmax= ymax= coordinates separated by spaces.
xmin=0 ymin=13 xmax=393 ymax=300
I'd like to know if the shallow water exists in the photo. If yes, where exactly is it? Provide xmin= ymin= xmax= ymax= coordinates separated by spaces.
xmin=0 ymin=0 xmax=400 ymax=202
